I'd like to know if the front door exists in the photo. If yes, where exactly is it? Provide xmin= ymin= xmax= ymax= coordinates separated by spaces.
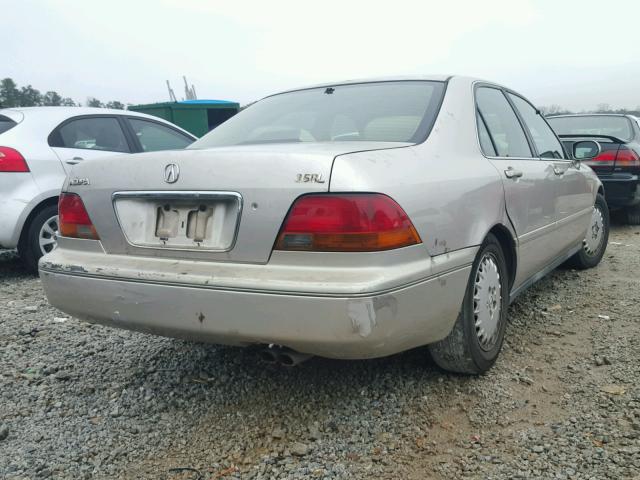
xmin=506 ymin=93 xmax=593 ymax=252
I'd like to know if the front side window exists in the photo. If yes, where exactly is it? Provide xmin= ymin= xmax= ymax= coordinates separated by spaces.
xmin=475 ymin=87 xmax=532 ymax=158
xmin=190 ymin=81 xmax=446 ymax=148
xmin=547 ymin=115 xmax=634 ymax=142
xmin=507 ymin=93 xmax=564 ymax=159
xmin=56 ymin=117 xmax=130 ymax=152
xmin=129 ymin=119 xmax=193 ymax=152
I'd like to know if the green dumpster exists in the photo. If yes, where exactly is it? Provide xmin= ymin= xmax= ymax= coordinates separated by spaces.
xmin=129 ymin=99 xmax=239 ymax=137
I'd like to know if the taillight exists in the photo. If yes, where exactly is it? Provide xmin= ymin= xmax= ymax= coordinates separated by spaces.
xmin=275 ymin=193 xmax=422 ymax=252
xmin=0 ymin=147 xmax=29 ymax=172
xmin=615 ymin=147 xmax=640 ymax=169
xmin=591 ymin=149 xmax=616 ymax=165
xmin=58 ymin=193 xmax=100 ymax=240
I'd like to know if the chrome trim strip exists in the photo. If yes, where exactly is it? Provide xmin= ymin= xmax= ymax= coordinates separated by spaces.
xmin=111 ymin=190 xmax=243 ymax=253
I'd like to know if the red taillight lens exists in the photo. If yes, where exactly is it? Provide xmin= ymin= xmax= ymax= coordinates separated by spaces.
xmin=0 ymin=147 xmax=29 ymax=172
xmin=615 ymin=147 xmax=640 ymax=168
xmin=275 ymin=193 xmax=422 ymax=252
xmin=592 ymin=150 xmax=617 ymax=165
xmin=58 ymin=193 xmax=99 ymax=240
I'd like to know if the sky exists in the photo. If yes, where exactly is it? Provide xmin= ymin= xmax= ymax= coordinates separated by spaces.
xmin=2 ymin=0 xmax=640 ymax=111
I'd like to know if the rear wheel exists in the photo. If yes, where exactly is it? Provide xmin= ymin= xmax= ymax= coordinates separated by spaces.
xmin=567 ymin=194 xmax=609 ymax=269
xmin=20 ymin=204 xmax=59 ymax=272
xmin=428 ymin=233 xmax=509 ymax=374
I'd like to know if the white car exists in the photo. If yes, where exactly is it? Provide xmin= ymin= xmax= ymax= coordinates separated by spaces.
xmin=0 ymin=107 xmax=196 ymax=269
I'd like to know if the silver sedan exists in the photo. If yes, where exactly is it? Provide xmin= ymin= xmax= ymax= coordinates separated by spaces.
xmin=39 ymin=76 xmax=609 ymax=373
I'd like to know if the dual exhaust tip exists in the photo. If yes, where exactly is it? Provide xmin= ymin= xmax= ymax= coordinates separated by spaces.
xmin=259 ymin=347 xmax=311 ymax=367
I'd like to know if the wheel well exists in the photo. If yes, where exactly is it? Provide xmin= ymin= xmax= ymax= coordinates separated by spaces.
xmin=488 ymin=224 xmax=516 ymax=290
xmin=597 ymin=185 xmax=604 ymax=197
xmin=18 ymin=197 xmax=59 ymax=250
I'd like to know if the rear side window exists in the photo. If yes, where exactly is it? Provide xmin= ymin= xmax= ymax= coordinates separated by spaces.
xmin=476 ymin=111 xmax=497 ymax=156
xmin=507 ymin=93 xmax=564 ymax=159
xmin=128 ymin=118 xmax=193 ymax=152
xmin=53 ymin=117 xmax=130 ymax=153
xmin=476 ymin=87 xmax=532 ymax=158
xmin=0 ymin=115 xmax=17 ymax=135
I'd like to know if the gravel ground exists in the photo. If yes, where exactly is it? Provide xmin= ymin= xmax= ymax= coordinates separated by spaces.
xmin=1 ymin=224 xmax=639 ymax=480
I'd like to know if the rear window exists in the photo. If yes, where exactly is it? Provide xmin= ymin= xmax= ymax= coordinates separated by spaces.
xmin=190 ymin=81 xmax=446 ymax=148
xmin=0 ymin=115 xmax=17 ymax=135
xmin=547 ymin=115 xmax=633 ymax=142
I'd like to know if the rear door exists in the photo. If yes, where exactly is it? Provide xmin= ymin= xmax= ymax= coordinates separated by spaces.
xmin=49 ymin=115 xmax=133 ymax=174
xmin=507 ymin=93 xmax=592 ymax=253
xmin=476 ymin=86 xmax=558 ymax=288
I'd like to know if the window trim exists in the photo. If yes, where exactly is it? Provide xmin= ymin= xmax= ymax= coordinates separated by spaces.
xmin=473 ymin=83 xmax=537 ymax=161
xmin=504 ymin=90 xmax=567 ymax=160
xmin=48 ymin=114 xmax=135 ymax=153
xmin=122 ymin=116 xmax=196 ymax=152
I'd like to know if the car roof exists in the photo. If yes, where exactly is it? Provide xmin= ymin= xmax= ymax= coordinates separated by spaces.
xmin=269 ymin=75 xmax=490 ymax=96
xmin=0 ymin=106 xmax=161 ymax=121
xmin=548 ymin=113 xmax=632 ymax=119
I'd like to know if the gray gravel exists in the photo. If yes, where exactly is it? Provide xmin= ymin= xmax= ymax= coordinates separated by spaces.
xmin=1 ymin=224 xmax=639 ymax=479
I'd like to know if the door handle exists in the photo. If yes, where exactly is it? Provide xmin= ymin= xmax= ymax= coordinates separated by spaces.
xmin=504 ymin=167 xmax=523 ymax=179
xmin=553 ymin=166 xmax=565 ymax=176
xmin=65 ymin=157 xmax=84 ymax=165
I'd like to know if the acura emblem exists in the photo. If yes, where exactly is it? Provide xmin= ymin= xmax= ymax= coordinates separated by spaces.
xmin=164 ymin=164 xmax=180 ymax=184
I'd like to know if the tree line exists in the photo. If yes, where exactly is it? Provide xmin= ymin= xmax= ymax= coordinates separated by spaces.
xmin=0 ymin=78 xmax=126 ymax=110
xmin=539 ymin=104 xmax=640 ymax=117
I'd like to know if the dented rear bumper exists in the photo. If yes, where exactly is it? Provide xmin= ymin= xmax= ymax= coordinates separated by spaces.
xmin=39 ymin=241 xmax=474 ymax=359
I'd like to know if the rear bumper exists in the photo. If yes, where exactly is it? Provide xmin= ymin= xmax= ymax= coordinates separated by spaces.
xmin=599 ymin=173 xmax=640 ymax=208
xmin=39 ymin=244 xmax=474 ymax=359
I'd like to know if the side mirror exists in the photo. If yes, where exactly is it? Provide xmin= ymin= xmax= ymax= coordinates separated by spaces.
xmin=572 ymin=140 xmax=601 ymax=160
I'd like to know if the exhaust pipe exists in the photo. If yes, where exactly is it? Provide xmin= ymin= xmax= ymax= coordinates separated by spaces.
xmin=259 ymin=348 xmax=278 ymax=364
xmin=277 ymin=350 xmax=312 ymax=367
xmin=259 ymin=346 xmax=312 ymax=367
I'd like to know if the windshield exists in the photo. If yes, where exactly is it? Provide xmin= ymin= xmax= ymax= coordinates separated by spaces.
xmin=190 ymin=81 xmax=445 ymax=148
xmin=547 ymin=115 xmax=633 ymax=142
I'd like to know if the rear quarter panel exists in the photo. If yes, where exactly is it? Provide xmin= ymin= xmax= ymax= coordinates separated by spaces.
xmin=330 ymin=77 xmax=509 ymax=258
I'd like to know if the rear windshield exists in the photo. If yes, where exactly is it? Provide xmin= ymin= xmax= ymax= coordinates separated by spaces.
xmin=190 ymin=81 xmax=445 ymax=148
xmin=0 ymin=115 xmax=17 ymax=135
xmin=547 ymin=115 xmax=633 ymax=142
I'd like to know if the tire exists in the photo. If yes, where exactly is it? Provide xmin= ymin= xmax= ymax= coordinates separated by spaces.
xmin=428 ymin=233 xmax=509 ymax=374
xmin=626 ymin=205 xmax=640 ymax=225
xmin=567 ymin=194 xmax=609 ymax=269
xmin=20 ymin=204 xmax=59 ymax=272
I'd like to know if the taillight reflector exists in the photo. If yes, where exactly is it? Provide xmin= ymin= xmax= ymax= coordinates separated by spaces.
xmin=58 ymin=193 xmax=99 ymax=240
xmin=275 ymin=193 xmax=421 ymax=252
xmin=0 ymin=147 xmax=29 ymax=172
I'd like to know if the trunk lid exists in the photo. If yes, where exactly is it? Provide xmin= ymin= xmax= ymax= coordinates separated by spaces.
xmin=67 ymin=141 xmax=407 ymax=263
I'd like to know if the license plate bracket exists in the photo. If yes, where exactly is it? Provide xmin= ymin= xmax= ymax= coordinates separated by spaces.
xmin=113 ymin=191 xmax=242 ymax=251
